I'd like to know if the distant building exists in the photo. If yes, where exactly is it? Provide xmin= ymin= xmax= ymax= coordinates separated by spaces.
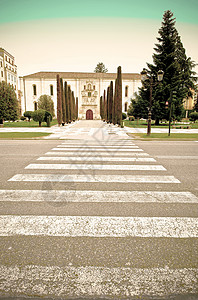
xmin=19 ymin=71 xmax=141 ymax=119
xmin=0 ymin=48 xmax=18 ymax=92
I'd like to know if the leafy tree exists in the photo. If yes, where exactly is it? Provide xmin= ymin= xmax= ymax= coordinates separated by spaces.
xmin=24 ymin=111 xmax=33 ymax=122
xmin=122 ymin=112 xmax=127 ymax=120
xmin=37 ymin=94 xmax=55 ymax=117
xmin=140 ymin=10 xmax=196 ymax=124
xmin=32 ymin=109 xmax=45 ymax=127
xmin=0 ymin=81 xmax=19 ymax=123
xmin=128 ymin=93 xmax=148 ymax=119
xmin=94 ymin=62 xmax=108 ymax=73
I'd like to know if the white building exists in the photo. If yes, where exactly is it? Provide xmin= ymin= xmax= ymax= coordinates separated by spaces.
xmin=19 ymin=71 xmax=141 ymax=119
xmin=0 ymin=48 xmax=18 ymax=92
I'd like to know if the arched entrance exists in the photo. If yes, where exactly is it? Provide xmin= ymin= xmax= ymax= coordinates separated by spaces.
xmin=86 ymin=109 xmax=93 ymax=120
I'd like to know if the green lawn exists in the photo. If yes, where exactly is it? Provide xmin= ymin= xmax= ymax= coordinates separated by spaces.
xmin=124 ymin=120 xmax=198 ymax=129
xmin=3 ymin=119 xmax=58 ymax=127
xmin=129 ymin=133 xmax=198 ymax=140
xmin=0 ymin=132 xmax=52 ymax=139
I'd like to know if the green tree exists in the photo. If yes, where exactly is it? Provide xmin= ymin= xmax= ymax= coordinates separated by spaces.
xmin=94 ymin=62 xmax=108 ymax=73
xmin=128 ymin=93 xmax=148 ymax=119
xmin=108 ymin=81 xmax=113 ymax=123
xmin=56 ymin=74 xmax=62 ymax=126
xmin=116 ymin=66 xmax=122 ymax=125
xmin=24 ymin=111 xmax=33 ymax=122
xmin=141 ymin=10 xmax=196 ymax=124
xmin=189 ymin=112 xmax=198 ymax=122
xmin=32 ymin=109 xmax=45 ymax=127
xmin=0 ymin=81 xmax=19 ymax=123
xmin=37 ymin=94 xmax=55 ymax=117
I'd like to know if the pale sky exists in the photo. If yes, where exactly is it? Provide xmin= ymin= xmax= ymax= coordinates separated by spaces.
xmin=0 ymin=0 xmax=197 ymax=76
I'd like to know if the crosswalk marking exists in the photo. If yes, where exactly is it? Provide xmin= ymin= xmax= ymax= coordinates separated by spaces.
xmin=45 ymin=151 xmax=149 ymax=156
xmin=59 ymin=145 xmax=137 ymax=148
xmin=37 ymin=156 xmax=156 ymax=162
xmin=0 ymin=190 xmax=197 ymax=203
xmin=0 ymin=265 xmax=197 ymax=297
xmin=51 ymin=147 xmax=144 ymax=152
xmin=0 ymin=215 xmax=197 ymax=237
xmin=9 ymin=174 xmax=180 ymax=183
xmin=25 ymin=163 xmax=166 ymax=171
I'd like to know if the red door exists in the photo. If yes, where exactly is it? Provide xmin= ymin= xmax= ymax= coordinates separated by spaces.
xmin=86 ymin=109 xmax=93 ymax=120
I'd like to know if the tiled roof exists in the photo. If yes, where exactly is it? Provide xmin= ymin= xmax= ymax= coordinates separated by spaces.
xmin=21 ymin=71 xmax=141 ymax=80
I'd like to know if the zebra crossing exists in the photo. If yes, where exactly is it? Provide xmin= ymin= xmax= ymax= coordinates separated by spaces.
xmin=0 ymin=137 xmax=198 ymax=298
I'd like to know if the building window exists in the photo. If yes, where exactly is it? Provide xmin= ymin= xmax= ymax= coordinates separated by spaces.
xmin=11 ymin=75 xmax=13 ymax=81
xmin=5 ymin=55 xmax=7 ymax=61
xmin=125 ymin=86 xmax=128 ymax=97
xmin=88 ymin=84 xmax=91 ymax=90
xmin=50 ymin=84 xmax=53 ymax=96
xmin=34 ymin=102 xmax=38 ymax=111
xmin=1 ymin=71 xmax=3 ymax=77
xmin=0 ymin=61 xmax=2 ymax=67
xmin=93 ymin=85 xmax=95 ymax=90
xmin=84 ymin=85 xmax=86 ymax=90
xmin=33 ymin=84 xmax=37 ymax=96
xmin=125 ymin=102 xmax=128 ymax=112
xmin=8 ymin=73 xmax=10 ymax=80
xmin=88 ymin=92 xmax=91 ymax=97
xmin=14 ymin=77 xmax=16 ymax=82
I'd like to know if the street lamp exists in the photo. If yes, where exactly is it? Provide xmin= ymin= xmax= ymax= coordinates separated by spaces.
xmin=141 ymin=69 xmax=164 ymax=135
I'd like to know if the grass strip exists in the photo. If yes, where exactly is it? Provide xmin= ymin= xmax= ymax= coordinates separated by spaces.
xmin=3 ymin=119 xmax=58 ymax=127
xmin=129 ymin=133 xmax=198 ymax=140
xmin=0 ymin=132 xmax=51 ymax=139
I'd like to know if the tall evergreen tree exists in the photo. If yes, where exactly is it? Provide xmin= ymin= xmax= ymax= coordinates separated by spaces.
xmin=76 ymin=97 xmax=78 ymax=119
xmin=64 ymin=81 xmax=69 ymax=123
xmin=100 ymin=96 xmax=104 ymax=120
xmin=0 ymin=81 xmax=19 ymax=123
xmin=107 ymin=86 xmax=110 ymax=122
xmin=117 ymin=66 xmax=122 ymax=125
xmin=60 ymin=78 xmax=66 ymax=124
xmin=113 ymin=79 xmax=118 ymax=125
xmin=140 ymin=10 xmax=196 ymax=124
xmin=103 ymin=90 xmax=107 ymax=121
xmin=109 ymin=81 xmax=113 ymax=123
xmin=56 ymin=74 xmax=62 ymax=126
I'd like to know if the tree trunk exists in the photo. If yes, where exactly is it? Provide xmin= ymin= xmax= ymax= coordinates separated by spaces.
xmin=155 ymin=118 xmax=159 ymax=125
xmin=39 ymin=121 xmax=41 ymax=127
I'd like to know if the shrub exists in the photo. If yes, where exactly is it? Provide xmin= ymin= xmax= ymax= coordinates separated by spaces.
xmin=122 ymin=112 xmax=127 ymax=120
xmin=24 ymin=111 xmax=33 ymax=122
xmin=20 ymin=116 xmax=26 ymax=121
xmin=189 ymin=112 xmax=198 ymax=123
xmin=44 ymin=111 xmax=52 ymax=123
xmin=129 ymin=116 xmax=135 ymax=121
xmin=32 ymin=109 xmax=45 ymax=127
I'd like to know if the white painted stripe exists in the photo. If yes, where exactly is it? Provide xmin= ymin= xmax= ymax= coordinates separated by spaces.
xmin=56 ymin=145 xmax=139 ymax=149
xmin=9 ymin=174 xmax=181 ymax=183
xmin=38 ymin=156 xmax=156 ymax=162
xmin=0 ymin=190 xmax=197 ymax=203
xmin=0 ymin=265 xmax=197 ymax=297
xmin=45 ymin=151 xmax=149 ymax=157
xmin=51 ymin=147 xmax=143 ymax=152
xmin=25 ymin=163 xmax=166 ymax=171
xmin=156 ymin=155 xmax=198 ymax=159
xmin=0 ymin=216 xmax=197 ymax=237
xmin=60 ymin=144 xmax=136 ymax=148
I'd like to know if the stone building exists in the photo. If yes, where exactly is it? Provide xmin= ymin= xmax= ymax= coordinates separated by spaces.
xmin=0 ymin=48 xmax=18 ymax=92
xmin=19 ymin=71 xmax=141 ymax=119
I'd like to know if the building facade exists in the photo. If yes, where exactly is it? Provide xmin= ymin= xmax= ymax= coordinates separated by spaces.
xmin=19 ymin=72 xmax=141 ymax=119
xmin=0 ymin=48 xmax=18 ymax=92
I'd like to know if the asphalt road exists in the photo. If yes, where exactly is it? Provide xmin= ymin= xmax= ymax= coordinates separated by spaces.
xmin=0 ymin=131 xmax=198 ymax=299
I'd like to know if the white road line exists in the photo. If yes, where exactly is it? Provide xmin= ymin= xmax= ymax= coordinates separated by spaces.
xmin=25 ymin=164 xmax=166 ymax=171
xmin=37 ymin=156 xmax=156 ymax=162
xmin=45 ymin=151 xmax=149 ymax=157
xmin=155 ymin=155 xmax=198 ymax=159
xmin=9 ymin=174 xmax=180 ymax=183
xmin=0 ymin=216 xmax=197 ymax=237
xmin=56 ymin=145 xmax=139 ymax=149
xmin=60 ymin=144 xmax=136 ymax=148
xmin=51 ymin=148 xmax=144 ymax=152
xmin=0 ymin=265 xmax=197 ymax=297
xmin=0 ymin=190 xmax=197 ymax=203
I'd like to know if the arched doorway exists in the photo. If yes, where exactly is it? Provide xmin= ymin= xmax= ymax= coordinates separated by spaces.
xmin=86 ymin=109 xmax=93 ymax=120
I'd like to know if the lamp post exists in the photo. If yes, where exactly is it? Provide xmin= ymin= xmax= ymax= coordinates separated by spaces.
xmin=141 ymin=69 xmax=164 ymax=135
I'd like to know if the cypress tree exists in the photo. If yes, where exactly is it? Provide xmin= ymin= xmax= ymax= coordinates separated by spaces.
xmin=103 ymin=90 xmax=107 ymax=121
xmin=76 ymin=97 xmax=78 ymax=119
xmin=60 ymin=78 xmax=66 ymax=124
xmin=72 ymin=91 xmax=75 ymax=121
xmin=107 ymin=86 xmax=110 ymax=122
xmin=117 ymin=66 xmax=122 ymax=125
xmin=56 ymin=74 xmax=62 ymax=126
xmin=64 ymin=81 xmax=69 ymax=123
xmin=100 ymin=96 xmax=104 ymax=120
xmin=68 ymin=86 xmax=72 ymax=122
xmin=113 ymin=79 xmax=118 ymax=125
xmin=109 ymin=81 xmax=113 ymax=123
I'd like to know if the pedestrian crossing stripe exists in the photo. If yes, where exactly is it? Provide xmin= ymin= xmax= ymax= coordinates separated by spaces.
xmin=9 ymin=174 xmax=180 ymax=183
xmin=51 ymin=147 xmax=144 ymax=152
xmin=37 ymin=156 xmax=156 ymax=162
xmin=0 ymin=265 xmax=197 ymax=297
xmin=45 ymin=151 xmax=149 ymax=157
xmin=59 ymin=145 xmax=137 ymax=148
xmin=0 ymin=190 xmax=197 ymax=203
xmin=25 ymin=163 xmax=166 ymax=171
xmin=0 ymin=216 xmax=197 ymax=237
